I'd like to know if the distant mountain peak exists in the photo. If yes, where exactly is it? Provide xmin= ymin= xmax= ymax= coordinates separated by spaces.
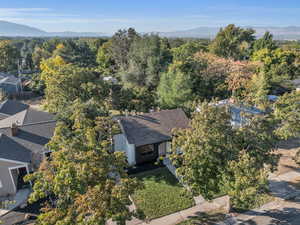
xmin=0 ymin=20 xmax=107 ymax=37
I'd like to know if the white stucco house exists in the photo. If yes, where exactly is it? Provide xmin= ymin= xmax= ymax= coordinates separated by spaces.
xmin=113 ymin=109 xmax=189 ymax=166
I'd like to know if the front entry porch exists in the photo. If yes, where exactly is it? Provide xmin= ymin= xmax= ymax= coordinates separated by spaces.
xmin=135 ymin=144 xmax=159 ymax=165
xmin=135 ymin=142 xmax=169 ymax=165
xmin=9 ymin=166 xmax=30 ymax=193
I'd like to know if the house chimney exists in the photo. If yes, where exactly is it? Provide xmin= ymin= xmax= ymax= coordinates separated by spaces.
xmin=11 ymin=122 xmax=18 ymax=136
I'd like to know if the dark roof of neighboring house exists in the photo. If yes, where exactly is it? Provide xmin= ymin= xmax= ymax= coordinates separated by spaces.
xmin=0 ymin=133 xmax=31 ymax=163
xmin=0 ymin=105 xmax=56 ymax=163
xmin=0 ymin=121 xmax=56 ymax=156
xmin=0 ymin=72 xmax=14 ymax=78
xmin=118 ymin=109 xmax=189 ymax=147
xmin=0 ymin=108 xmax=55 ymax=128
xmin=0 ymin=76 xmax=20 ymax=85
xmin=0 ymin=100 xmax=29 ymax=118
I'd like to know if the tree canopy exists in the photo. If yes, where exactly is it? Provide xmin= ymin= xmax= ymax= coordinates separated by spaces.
xmin=26 ymin=100 xmax=141 ymax=225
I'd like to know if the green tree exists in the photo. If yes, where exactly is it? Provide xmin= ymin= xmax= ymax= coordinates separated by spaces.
xmin=252 ymin=31 xmax=277 ymax=53
xmin=96 ymin=40 xmax=115 ymax=75
xmin=157 ymin=61 xmax=193 ymax=108
xmin=171 ymin=41 xmax=207 ymax=62
xmin=170 ymin=102 xmax=278 ymax=202
xmin=0 ymin=40 xmax=20 ymax=73
xmin=170 ymin=102 xmax=236 ymax=199
xmin=113 ymin=85 xmax=156 ymax=113
xmin=273 ymin=90 xmax=300 ymax=139
xmin=252 ymin=48 xmax=299 ymax=86
xmin=26 ymin=100 xmax=141 ymax=225
xmin=220 ymin=151 xmax=269 ymax=210
xmin=109 ymin=28 xmax=139 ymax=71
xmin=209 ymin=24 xmax=255 ymax=60
xmin=40 ymin=56 xmax=109 ymax=113
xmin=192 ymin=52 xmax=232 ymax=100
xmin=52 ymin=40 xmax=96 ymax=67
xmin=122 ymin=34 xmax=172 ymax=89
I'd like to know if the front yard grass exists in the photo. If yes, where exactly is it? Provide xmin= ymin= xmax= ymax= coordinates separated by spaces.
xmin=131 ymin=167 xmax=195 ymax=220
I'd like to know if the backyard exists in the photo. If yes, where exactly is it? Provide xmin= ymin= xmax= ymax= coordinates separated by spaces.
xmin=131 ymin=167 xmax=195 ymax=220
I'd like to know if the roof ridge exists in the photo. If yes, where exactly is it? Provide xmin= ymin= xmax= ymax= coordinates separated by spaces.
xmin=0 ymin=120 xmax=56 ymax=130
xmin=19 ymin=120 xmax=57 ymax=127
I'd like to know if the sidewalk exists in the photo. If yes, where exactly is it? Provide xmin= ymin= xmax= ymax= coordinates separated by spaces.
xmin=218 ymin=170 xmax=300 ymax=225
xmin=0 ymin=189 xmax=31 ymax=217
xmin=108 ymin=195 xmax=229 ymax=225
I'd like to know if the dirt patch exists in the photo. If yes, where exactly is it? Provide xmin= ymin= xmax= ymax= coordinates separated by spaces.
xmin=274 ymin=139 xmax=300 ymax=176
xmin=22 ymin=96 xmax=44 ymax=111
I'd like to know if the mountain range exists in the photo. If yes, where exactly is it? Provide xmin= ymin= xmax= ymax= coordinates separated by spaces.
xmin=0 ymin=20 xmax=106 ymax=37
xmin=158 ymin=26 xmax=300 ymax=40
xmin=1 ymin=20 xmax=300 ymax=40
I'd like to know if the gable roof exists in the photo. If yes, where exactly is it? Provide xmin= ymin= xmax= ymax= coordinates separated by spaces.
xmin=118 ymin=109 xmax=189 ymax=147
xmin=0 ymin=108 xmax=55 ymax=128
xmin=0 ymin=133 xmax=31 ymax=163
xmin=0 ymin=121 xmax=56 ymax=156
xmin=0 ymin=104 xmax=56 ymax=163
xmin=0 ymin=100 xmax=29 ymax=118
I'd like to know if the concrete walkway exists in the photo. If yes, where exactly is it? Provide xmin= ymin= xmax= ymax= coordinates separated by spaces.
xmin=0 ymin=189 xmax=31 ymax=217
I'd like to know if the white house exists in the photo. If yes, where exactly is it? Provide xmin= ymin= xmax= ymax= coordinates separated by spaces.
xmin=113 ymin=109 xmax=189 ymax=166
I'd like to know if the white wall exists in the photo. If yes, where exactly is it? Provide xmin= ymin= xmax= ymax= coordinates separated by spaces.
xmin=0 ymin=160 xmax=24 ymax=196
xmin=113 ymin=134 xmax=136 ymax=166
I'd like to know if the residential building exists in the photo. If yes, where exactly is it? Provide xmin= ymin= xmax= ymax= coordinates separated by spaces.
xmin=0 ymin=73 xmax=22 ymax=96
xmin=0 ymin=101 xmax=56 ymax=197
xmin=113 ymin=109 xmax=189 ymax=166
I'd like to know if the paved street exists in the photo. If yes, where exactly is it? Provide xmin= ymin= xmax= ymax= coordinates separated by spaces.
xmin=239 ymin=198 xmax=300 ymax=225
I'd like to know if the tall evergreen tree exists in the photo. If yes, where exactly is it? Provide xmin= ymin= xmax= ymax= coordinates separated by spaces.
xmin=209 ymin=24 xmax=255 ymax=60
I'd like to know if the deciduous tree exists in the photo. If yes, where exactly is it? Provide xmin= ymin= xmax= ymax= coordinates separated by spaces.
xmin=26 ymin=100 xmax=141 ymax=225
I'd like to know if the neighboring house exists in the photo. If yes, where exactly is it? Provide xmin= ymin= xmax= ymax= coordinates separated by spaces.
xmin=0 ymin=73 xmax=22 ymax=96
xmin=0 ymin=100 xmax=29 ymax=120
xmin=214 ymin=99 xmax=264 ymax=127
xmin=0 ymin=102 xmax=56 ymax=197
xmin=113 ymin=109 xmax=189 ymax=166
xmin=292 ymin=78 xmax=300 ymax=91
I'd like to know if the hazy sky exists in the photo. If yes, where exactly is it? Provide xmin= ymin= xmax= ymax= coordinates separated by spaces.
xmin=0 ymin=0 xmax=299 ymax=34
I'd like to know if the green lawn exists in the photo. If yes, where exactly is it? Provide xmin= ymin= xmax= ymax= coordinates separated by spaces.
xmin=132 ymin=167 xmax=195 ymax=220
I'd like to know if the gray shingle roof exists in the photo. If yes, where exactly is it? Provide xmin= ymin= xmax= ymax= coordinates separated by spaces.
xmin=0 ymin=121 xmax=56 ymax=156
xmin=0 ymin=100 xmax=29 ymax=117
xmin=0 ymin=133 xmax=32 ymax=163
xmin=118 ymin=109 xmax=189 ymax=147
xmin=0 ymin=103 xmax=56 ymax=163
xmin=0 ymin=108 xmax=55 ymax=128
